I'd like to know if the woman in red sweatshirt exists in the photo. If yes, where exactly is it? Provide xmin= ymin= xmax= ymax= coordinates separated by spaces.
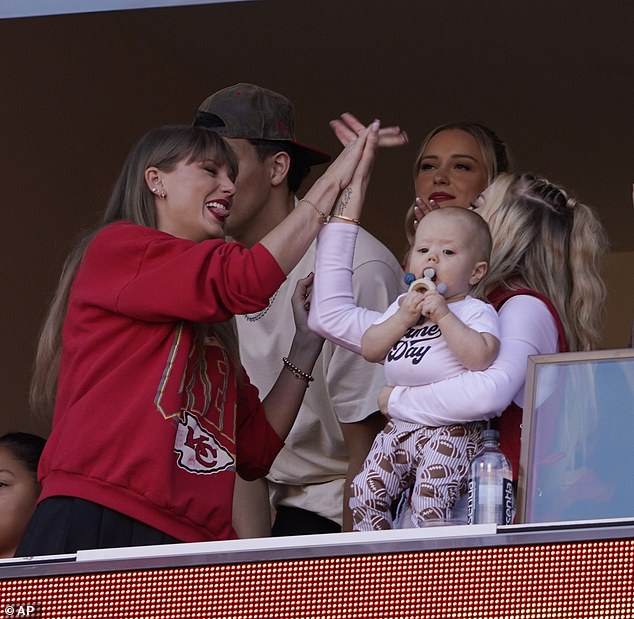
xmin=17 ymin=122 xmax=379 ymax=554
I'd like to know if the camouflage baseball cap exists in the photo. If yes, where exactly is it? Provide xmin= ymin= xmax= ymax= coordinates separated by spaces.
xmin=194 ymin=83 xmax=331 ymax=167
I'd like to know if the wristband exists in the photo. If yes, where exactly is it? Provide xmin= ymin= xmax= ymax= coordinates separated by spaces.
xmin=282 ymin=356 xmax=315 ymax=386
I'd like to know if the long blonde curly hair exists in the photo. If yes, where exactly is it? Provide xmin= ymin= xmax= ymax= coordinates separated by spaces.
xmin=473 ymin=172 xmax=608 ymax=351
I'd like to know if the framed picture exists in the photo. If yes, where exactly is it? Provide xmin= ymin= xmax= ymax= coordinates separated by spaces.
xmin=517 ymin=349 xmax=634 ymax=524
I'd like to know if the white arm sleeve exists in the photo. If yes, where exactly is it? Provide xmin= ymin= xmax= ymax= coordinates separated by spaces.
xmin=326 ymin=251 xmax=404 ymax=422
xmin=309 ymin=223 xmax=388 ymax=355
xmin=388 ymin=295 xmax=560 ymax=426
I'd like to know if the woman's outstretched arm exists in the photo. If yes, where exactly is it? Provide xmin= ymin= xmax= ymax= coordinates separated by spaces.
xmin=260 ymin=121 xmax=379 ymax=274
xmin=384 ymin=295 xmax=559 ymax=425
xmin=308 ymin=223 xmax=387 ymax=354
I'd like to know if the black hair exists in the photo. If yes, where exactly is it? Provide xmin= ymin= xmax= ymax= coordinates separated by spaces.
xmin=248 ymin=139 xmax=312 ymax=193
xmin=0 ymin=432 xmax=46 ymax=473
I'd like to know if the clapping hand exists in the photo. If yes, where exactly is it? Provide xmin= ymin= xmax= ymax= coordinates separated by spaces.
xmin=330 ymin=112 xmax=408 ymax=149
xmin=412 ymin=197 xmax=440 ymax=228
xmin=291 ymin=273 xmax=323 ymax=348
xmin=320 ymin=120 xmax=381 ymax=193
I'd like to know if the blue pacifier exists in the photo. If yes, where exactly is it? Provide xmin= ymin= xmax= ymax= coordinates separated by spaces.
xmin=404 ymin=268 xmax=447 ymax=295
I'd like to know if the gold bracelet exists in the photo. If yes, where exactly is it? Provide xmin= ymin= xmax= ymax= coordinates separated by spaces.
xmin=299 ymin=199 xmax=329 ymax=225
xmin=282 ymin=356 xmax=314 ymax=386
xmin=329 ymin=213 xmax=360 ymax=225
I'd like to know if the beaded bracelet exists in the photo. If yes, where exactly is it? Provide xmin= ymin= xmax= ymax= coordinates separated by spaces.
xmin=329 ymin=213 xmax=361 ymax=225
xmin=282 ymin=356 xmax=315 ymax=386
xmin=299 ymin=199 xmax=329 ymax=225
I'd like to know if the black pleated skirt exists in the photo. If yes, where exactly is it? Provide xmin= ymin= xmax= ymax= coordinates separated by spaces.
xmin=15 ymin=496 xmax=180 ymax=557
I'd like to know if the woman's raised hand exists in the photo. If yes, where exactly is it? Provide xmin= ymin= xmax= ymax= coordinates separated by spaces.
xmin=291 ymin=272 xmax=323 ymax=347
xmin=405 ymin=197 xmax=441 ymax=247
xmin=320 ymin=120 xmax=381 ymax=193
xmin=413 ymin=197 xmax=440 ymax=226
xmin=260 ymin=120 xmax=379 ymax=274
xmin=330 ymin=112 xmax=408 ymax=148
xmin=329 ymin=120 xmax=382 ymax=222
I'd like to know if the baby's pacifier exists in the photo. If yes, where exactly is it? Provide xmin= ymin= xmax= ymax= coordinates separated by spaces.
xmin=403 ymin=268 xmax=448 ymax=295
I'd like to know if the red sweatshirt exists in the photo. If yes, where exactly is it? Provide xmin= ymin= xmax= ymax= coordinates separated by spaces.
xmin=38 ymin=222 xmax=286 ymax=542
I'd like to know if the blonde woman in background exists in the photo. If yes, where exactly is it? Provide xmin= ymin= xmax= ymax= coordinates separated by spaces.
xmin=311 ymin=152 xmax=607 ymax=482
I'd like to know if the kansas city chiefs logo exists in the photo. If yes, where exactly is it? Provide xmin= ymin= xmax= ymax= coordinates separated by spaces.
xmin=174 ymin=411 xmax=234 ymax=474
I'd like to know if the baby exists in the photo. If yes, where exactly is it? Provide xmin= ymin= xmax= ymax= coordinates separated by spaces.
xmin=351 ymin=206 xmax=500 ymax=529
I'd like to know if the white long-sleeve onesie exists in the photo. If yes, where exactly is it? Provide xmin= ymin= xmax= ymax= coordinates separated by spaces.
xmin=309 ymin=222 xmax=560 ymax=426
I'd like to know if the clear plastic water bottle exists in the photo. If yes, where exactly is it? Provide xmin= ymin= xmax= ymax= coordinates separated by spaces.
xmin=467 ymin=428 xmax=514 ymax=525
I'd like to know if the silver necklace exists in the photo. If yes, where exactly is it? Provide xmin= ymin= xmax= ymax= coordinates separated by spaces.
xmin=244 ymin=290 xmax=279 ymax=322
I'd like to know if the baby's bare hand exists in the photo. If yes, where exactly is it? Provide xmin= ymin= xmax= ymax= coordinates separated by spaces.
xmin=398 ymin=292 xmax=426 ymax=325
xmin=421 ymin=291 xmax=449 ymax=323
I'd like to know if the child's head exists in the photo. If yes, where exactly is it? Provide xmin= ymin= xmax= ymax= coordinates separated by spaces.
xmin=407 ymin=206 xmax=492 ymax=300
xmin=0 ymin=432 xmax=46 ymax=558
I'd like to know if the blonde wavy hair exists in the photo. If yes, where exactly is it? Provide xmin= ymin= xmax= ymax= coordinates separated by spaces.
xmin=472 ymin=172 xmax=608 ymax=352
xmin=30 ymin=125 xmax=241 ymax=417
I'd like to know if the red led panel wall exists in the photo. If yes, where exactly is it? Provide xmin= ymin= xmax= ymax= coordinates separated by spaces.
xmin=2 ymin=536 xmax=633 ymax=618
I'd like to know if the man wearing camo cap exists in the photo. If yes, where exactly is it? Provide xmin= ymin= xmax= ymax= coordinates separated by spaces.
xmin=195 ymin=83 xmax=404 ymax=535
